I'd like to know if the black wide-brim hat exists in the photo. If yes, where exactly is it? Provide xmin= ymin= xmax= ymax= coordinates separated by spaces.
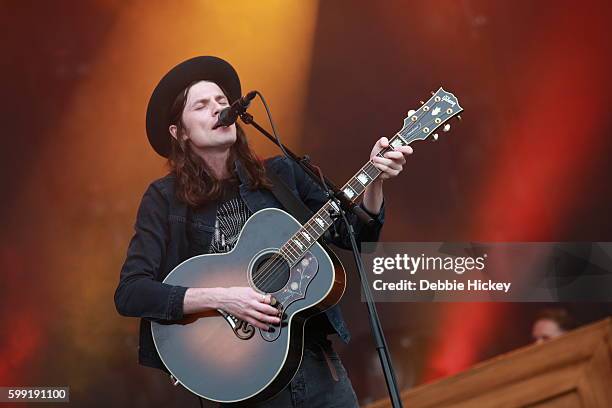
xmin=145 ymin=56 xmax=241 ymax=158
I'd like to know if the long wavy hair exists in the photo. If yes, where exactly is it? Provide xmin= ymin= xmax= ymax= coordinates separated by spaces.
xmin=167 ymin=80 xmax=271 ymax=208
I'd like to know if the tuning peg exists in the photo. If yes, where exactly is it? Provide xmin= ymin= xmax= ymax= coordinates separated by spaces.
xmin=407 ymin=109 xmax=416 ymax=117
xmin=443 ymin=124 xmax=451 ymax=132
xmin=457 ymin=115 xmax=462 ymax=121
xmin=432 ymin=133 xmax=439 ymax=141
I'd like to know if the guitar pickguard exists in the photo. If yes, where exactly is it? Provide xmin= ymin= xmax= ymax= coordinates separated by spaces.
xmin=261 ymin=251 xmax=319 ymax=342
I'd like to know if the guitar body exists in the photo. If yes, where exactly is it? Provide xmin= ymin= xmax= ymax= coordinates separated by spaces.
xmin=151 ymin=208 xmax=346 ymax=404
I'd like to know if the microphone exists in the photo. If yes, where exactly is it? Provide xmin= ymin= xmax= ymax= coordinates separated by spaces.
xmin=212 ymin=91 xmax=257 ymax=129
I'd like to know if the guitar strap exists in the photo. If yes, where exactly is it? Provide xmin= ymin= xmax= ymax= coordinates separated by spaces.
xmin=266 ymin=169 xmax=314 ymax=224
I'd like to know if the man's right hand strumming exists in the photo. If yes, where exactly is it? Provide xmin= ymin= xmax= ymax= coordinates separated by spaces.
xmin=183 ymin=287 xmax=281 ymax=330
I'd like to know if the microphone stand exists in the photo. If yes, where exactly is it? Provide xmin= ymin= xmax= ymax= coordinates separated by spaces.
xmin=240 ymin=112 xmax=405 ymax=408
xmin=240 ymin=112 xmax=374 ymax=227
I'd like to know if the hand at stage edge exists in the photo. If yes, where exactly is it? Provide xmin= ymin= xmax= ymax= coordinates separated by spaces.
xmin=362 ymin=137 xmax=413 ymax=215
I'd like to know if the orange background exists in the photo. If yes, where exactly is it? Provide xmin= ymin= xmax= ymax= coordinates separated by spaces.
xmin=1 ymin=1 xmax=611 ymax=406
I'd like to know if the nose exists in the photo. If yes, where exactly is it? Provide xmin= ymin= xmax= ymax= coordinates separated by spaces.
xmin=211 ymin=100 xmax=224 ymax=117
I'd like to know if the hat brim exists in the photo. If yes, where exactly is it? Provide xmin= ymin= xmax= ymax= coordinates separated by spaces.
xmin=146 ymin=56 xmax=241 ymax=158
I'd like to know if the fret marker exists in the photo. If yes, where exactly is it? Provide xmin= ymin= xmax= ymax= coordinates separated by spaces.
xmin=301 ymin=231 xmax=312 ymax=242
xmin=357 ymin=173 xmax=369 ymax=185
xmin=397 ymin=133 xmax=409 ymax=144
xmin=343 ymin=187 xmax=355 ymax=199
xmin=330 ymin=201 xmax=340 ymax=212
xmin=391 ymin=138 xmax=404 ymax=148
xmin=293 ymin=239 xmax=304 ymax=250
xmin=315 ymin=217 xmax=325 ymax=227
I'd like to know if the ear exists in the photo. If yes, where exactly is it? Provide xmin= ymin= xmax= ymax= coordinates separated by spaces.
xmin=169 ymin=124 xmax=189 ymax=141
xmin=169 ymin=124 xmax=178 ymax=140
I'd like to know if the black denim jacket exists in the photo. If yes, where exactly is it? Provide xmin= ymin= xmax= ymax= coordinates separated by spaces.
xmin=114 ymin=156 xmax=385 ymax=370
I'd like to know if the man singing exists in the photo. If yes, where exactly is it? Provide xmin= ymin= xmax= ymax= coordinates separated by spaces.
xmin=115 ymin=56 xmax=412 ymax=407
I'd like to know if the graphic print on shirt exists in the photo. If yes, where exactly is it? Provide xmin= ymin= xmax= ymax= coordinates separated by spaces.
xmin=209 ymin=196 xmax=252 ymax=253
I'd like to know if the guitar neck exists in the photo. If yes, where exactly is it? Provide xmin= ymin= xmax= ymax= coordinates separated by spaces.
xmin=279 ymin=133 xmax=408 ymax=265
xmin=279 ymin=87 xmax=463 ymax=265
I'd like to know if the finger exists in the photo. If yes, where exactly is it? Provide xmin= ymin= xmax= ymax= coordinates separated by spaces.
xmin=398 ymin=146 xmax=413 ymax=155
xmin=371 ymin=138 xmax=384 ymax=157
xmin=252 ymin=301 xmax=281 ymax=316
xmin=250 ymin=309 xmax=281 ymax=325
xmin=251 ymin=290 xmax=273 ymax=306
xmin=372 ymin=162 xmax=401 ymax=177
xmin=371 ymin=161 xmax=392 ymax=174
xmin=243 ymin=316 xmax=269 ymax=331
xmin=380 ymin=137 xmax=389 ymax=148
xmin=383 ymin=150 xmax=403 ymax=158
xmin=372 ymin=156 xmax=401 ymax=170
xmin=383 ymin=151 xmax=405 ymax=162
xmin=387 ymin=162 xmax=403 ymax=172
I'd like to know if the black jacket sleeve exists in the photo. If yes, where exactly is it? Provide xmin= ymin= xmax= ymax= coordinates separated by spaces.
xmin=114 ymin=182 xmax=188 ymax=321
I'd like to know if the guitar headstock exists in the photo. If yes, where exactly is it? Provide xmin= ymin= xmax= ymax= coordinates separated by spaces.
xmin=399 ymin=87 xmax=463 ymax=143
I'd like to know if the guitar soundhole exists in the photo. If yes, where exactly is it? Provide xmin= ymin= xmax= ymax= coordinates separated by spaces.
xmin=251 ymin=252 xmax=290 ymax=293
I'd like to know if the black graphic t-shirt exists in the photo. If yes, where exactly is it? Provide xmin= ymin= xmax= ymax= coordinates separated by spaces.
xmin=208 ymin=180 xmax=252 ymax=253
xmin=188 ymin=178 xmax=252 ymax=256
